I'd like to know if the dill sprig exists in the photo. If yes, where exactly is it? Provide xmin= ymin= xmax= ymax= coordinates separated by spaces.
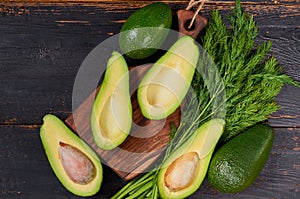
xmin=111 ymin=0 xmax=299 ymax=198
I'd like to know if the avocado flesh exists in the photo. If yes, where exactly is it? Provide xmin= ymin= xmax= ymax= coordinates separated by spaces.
xmin=40 ymin=114 xmax=103 ymax=197
xmin=91 ymin=51 xmax=132 ymax=150
xmin=158 ymin=119 xmax=225 ymax=199
xmin=138 ymin=36 xmax=199 ymax=120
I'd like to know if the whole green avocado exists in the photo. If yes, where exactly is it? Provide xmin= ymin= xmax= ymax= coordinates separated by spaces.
xmin=119 ymin=2 xmax=172 ymax=59
xmin=208 ymin=124 xmax=274 ymax=193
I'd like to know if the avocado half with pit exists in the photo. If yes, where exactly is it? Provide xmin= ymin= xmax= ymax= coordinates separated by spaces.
xmin=157 ymin=119 xmax=225 ymax=198
xmin=91 ymin=51 xmax=132 ymax=150
xmin=137 ymin=36 xmax=199 ymax=120
xmin=40 ymin=114 xmax=103 ymax=197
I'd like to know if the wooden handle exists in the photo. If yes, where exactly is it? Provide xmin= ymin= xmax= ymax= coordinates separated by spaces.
xmin=177 ymin=10 xmax=207 ymax=39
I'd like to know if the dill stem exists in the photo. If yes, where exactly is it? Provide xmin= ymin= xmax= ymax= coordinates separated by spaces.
xmin=150 ymin=184 xmax=158 ymax=199
xmin=127 ymin=175 xmax=154 ymax=195
xmin=111 ymin=171 xmax=154 ymax=199
xmin=126 ymin=181 xmax=153 ymax=199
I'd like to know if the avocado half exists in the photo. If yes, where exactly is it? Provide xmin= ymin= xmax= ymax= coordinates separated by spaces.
xmin=157 ymin=119 xmax=225 ymax=198
xmin=40 ymin=114 xmax=103 ymax=197
xmin=91 ymin=51 xmax=132 ymax=150
xmin=137 ymin=36 xmax=199 ymax=120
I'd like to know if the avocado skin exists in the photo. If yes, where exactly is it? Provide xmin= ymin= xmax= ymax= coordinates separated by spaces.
xmin=119 ymin=2 xmax=172 ymax=59
xmin=208 ymin=124 xmax=274 ymax=193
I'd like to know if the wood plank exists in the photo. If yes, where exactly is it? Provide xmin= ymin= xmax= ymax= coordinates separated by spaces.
xmin=256 ymin=30 xmax=300 ymax=128
xmin=1 ymin=1 xmax=300 ymax=17
xmin=0 ymin=4 xmax=299 ymax=125
xmin=0 ymin=4 xmax=122 ymax=124
xmin=1 ymin=0 xmax=299 ymax=5
xmin=0 ymin=125 xmax=299 ymax=198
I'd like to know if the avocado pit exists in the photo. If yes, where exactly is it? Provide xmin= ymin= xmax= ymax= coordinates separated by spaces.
xmin=164 ymin=152 xmax=200 ymax=191
xmin=59 ymin=142 xmax=96 ymax=185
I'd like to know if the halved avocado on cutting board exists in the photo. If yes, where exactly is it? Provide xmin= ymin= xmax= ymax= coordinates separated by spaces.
xmin=40 ymin=114 xmax=103 ymax=197
xmin=137 ymin=36 xmax=199 ymax=120
xmin=91 ymin=51 xmax=132 ymax=150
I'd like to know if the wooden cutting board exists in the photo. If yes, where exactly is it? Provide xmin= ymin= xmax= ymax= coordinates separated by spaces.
xmin=64 ymin=64 xmax=181 ymax=181
xmin=64 ymin=11 xmax=206 ymax=181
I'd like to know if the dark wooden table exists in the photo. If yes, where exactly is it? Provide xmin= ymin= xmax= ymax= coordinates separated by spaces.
xmin=1 ymin=0 xmax=299 ymax=198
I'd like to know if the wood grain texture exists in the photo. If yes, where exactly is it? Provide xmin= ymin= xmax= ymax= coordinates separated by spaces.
xmin=0 ymin=1 xmax=299 ymax=125
xmin=65 ymin=65 xmax=181 ymax=180
xmin=0 ymin=0 xmax=299 ymax=198
xmin=257 ymin=30 xmax=300 ymax=127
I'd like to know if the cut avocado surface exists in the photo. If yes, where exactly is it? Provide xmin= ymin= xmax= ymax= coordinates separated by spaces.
xmin=137 ymin=36 xmax=199 ymax=120
xmin=40 ymin=114 xmax=103 ymax=197
xmin=157 ymin=119 xmax=225 ymax=199
xmin=91 ymin=51 xmax=132 ymax=150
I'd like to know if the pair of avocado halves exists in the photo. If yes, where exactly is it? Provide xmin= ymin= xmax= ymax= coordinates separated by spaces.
xmin=91 ymin=35 xmax=200 ymax=151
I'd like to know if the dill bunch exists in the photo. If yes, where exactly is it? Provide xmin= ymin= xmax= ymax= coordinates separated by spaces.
xmin=199 ymin=0 xmax=299 ymax=142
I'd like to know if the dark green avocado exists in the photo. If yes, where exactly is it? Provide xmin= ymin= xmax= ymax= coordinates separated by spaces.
xmin=119 ymin=2 xmax=172 ymax=59
xmin=208 ymin=124 xmax=274 ymax=193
